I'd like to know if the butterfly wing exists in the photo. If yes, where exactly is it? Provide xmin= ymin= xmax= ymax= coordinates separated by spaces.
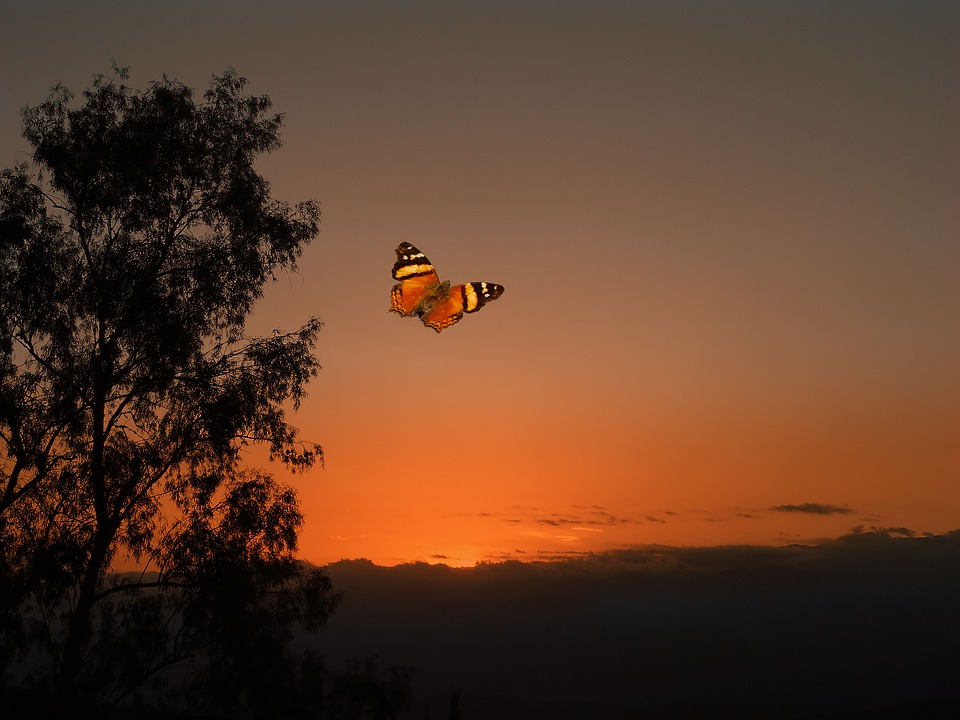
xmin=391 ymin=242 xmax=441 ymax=316
xmin=420 ymin=282 xmax=505 ymax=333
xmin=390 ymin=242 xmax=505 ymax=332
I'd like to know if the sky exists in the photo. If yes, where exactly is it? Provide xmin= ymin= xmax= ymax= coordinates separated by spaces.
xmin=1 ymin=0 xmax=958 ymax=567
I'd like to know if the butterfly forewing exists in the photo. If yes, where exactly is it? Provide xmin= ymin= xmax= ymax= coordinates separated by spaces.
xmin=459 ymin=282 xmax=504 ymax=313
xmin=392 ymin=242 xmax=437 ymax=282
xmin=390 ymin=243 xmax=442 ymax=316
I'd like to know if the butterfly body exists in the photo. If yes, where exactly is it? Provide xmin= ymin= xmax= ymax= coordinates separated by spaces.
xmin=390 ymin=242 xmax=504 ymax=333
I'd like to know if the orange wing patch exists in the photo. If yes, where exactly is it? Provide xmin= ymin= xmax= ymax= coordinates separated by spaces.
xmin=389 ymin=243 xmax=504 ymax=333
xmin=419 ymin=291 xmax=465 ymax=332
xmin=390 ymin=274 xmax=438 ymax=316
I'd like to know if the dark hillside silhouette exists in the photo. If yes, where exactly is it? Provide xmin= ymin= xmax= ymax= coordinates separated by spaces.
xmin=319 ymin=529 xmax=960 ymax=719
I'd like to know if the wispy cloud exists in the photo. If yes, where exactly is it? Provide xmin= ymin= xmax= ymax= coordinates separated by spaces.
xmin=536 ymin=516 xmax=587 ymax=527
xmin=769 ymin=503 xmax=854 ymax=515
xmin=853 ymin=525 xmax=915 ymax=538
xmin=520 ymin=505 xmax=665 ymax=528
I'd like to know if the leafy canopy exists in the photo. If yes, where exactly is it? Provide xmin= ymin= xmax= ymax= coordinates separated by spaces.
xmin=0 ymin=67 xmax=355 ymax=713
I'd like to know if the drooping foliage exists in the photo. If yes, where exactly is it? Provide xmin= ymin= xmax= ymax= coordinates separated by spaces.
xmin=0 ymin=67 xmax=404 ymax=716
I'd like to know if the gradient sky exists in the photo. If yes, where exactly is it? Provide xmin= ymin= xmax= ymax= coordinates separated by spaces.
xmin=2 ymin=0 xmax=957 ymax=566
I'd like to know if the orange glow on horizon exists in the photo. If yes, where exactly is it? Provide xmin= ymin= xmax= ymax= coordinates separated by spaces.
xmin=275 ymin=380 xmax=959 ymax=567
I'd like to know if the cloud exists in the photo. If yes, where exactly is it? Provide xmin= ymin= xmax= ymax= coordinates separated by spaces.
xmin=536 ymin=517 xmax=581 ymax=527
xmin=513 ymin=506 xmax=665 ymax=528
xmin=769 ymin=502 xmax=854 ymax=515
xmin=538 ymin=508 xmax=619 ymax=526
xmin=850 ymin=525 xmax=915 ymax=538
xmin=882 ymin=527 xmax=915 ymax=537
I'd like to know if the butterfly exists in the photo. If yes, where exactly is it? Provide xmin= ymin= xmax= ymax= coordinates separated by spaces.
xmin=390 ymin=242 xmax=505 ymax=333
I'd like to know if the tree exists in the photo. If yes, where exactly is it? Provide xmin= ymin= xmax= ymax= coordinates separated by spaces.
xmin=0 ymin=67 xmax=347 ymax=712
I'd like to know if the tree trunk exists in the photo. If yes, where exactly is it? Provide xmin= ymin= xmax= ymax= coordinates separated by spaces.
xmin=56 ymin=530 xmax=112 ymax=699
xmin=57 ymin=348 xmax=112 ymax=699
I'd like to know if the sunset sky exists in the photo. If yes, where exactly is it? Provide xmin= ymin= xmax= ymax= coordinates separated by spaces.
xmin=2 ymin=0 xmax=957 ymax=567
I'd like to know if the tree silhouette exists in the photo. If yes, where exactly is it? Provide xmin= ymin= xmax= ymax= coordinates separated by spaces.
xmin=0 ymin=67 xmax=379 ymax=714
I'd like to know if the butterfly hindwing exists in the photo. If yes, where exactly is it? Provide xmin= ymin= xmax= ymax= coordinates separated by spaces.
xmin=390 ymin=274 xmax=437 ymax=316
xmin=419 ymin=282 xmax=506 ymax=332
xmin=390 ymin=243 xmax=504 ymax=333
xmin=419 ymin=290 xmax=465 ymax=332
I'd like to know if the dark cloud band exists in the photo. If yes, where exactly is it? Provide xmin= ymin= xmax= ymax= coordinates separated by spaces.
xmin=769 ymin=503 xmax=854 ymax=515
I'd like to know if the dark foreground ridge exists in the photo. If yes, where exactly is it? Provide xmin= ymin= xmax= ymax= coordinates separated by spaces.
xmin=317 ymin=528 xmax=960 ymax=719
